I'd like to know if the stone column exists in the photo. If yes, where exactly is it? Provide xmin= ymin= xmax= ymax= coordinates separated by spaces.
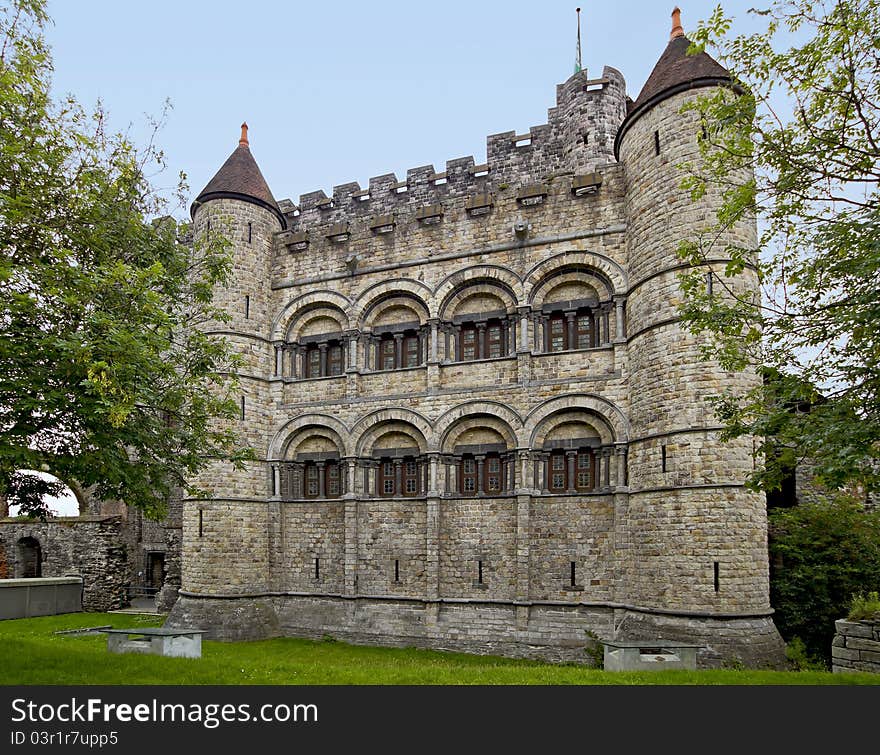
xmin=518 ymin=308 xmax=530 ymax=352
xmin=539 ymin=453 xmax=549 ymax=494
xmin=566 ymin=450 xmax=577 ymax=493
xmin=603 ymin=308 xmax=611 ymax=345
xmin=317 ymin=461 xmax=326 ymax=498
xmin=393 ymin=459 xmax=402 ymax=497
xmin=602 ymin=447 xmax=612 ymax=489
xmin=359 ymin=334 xmax=370 ymax=371
xmin=318 ymin=343 xmax=328 ymax=376
xmin=347 ymin=333 xmax=359 ymax=371
xmin=428 ymin=319 xmax=440 ymax=363
xmin=476 ymin=323 xmax=486 ymax=360
xmin=393 ymin=334 xmax=403 ymax=369
xmin=272 ymin=464 xmax=281 ymax=499
xmin=614 ymin=297 xmax=626 ymax=341
xmin=615 ymin=445 xmax=628 ymax=488
xmin=341 ymin=458 xmax=352 ymax=495
xmin=507 ymin=316 xmax=517 ymax=357
xmin=427 ymin=454 xmax=440 ymax=497
xmin=274 ymin=342 xmax=284 ymax=376
xmin=418 ymin=329 xmax=426 ymax=366
xmin=518 ymin=450 xmax=531 ymax=494
xmin=293 ymin=462 xmax=303 ymax=499
xmin=531 ymin=312 xmax=541 ymax=352
xmin=291 ymin=344 xmax=300 ymax=378
xmin=362 ymin=461 xmax=371 ymax=496
xmin=565 ymin=311 xmax=576 ymax=351
xmin=475 ymin=455 xmax=485 ymax=495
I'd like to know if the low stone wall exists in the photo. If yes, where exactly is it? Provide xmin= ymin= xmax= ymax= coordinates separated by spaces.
xmin=0 ymin=577 xmax=83 ymax=619
xmin=832 ymin=618 xmax=880 ymax=674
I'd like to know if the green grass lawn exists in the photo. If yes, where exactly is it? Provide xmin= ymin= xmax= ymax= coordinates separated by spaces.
xmin=1 ymin=612 xmax=876 ymax=685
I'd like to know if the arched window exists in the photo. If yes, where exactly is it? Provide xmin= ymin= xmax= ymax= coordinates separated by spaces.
xmin=293 ymin=459 xmax=342 ymax=499
xmin=376 ymin=456 xmax=423 ymax=497
xmin=457 ymin=318 xmax=508 ymax=361
xmin=546 ymin=449 xmax=595 ymax=492
xmin=376 ymin=331 xmax=422 ymax=371
xmin=303 ymin=338 xmax=345 ymax=378
xmin=545 ymin=307 xmax=595 ymax=353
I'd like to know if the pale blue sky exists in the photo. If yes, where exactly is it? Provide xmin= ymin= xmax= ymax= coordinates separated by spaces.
xmin=45 ymin=0 xmax=760 ymax=213
xmin=26 ymin=0 xmax=761 ymax=516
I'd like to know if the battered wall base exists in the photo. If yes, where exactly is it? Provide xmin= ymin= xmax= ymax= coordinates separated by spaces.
xmin=614 ymin=609 xmax=787 ymax=669
xmin=166 ymin=594 xmax=787 ymax=668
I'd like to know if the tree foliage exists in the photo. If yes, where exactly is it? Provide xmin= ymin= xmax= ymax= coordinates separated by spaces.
xmin=769 ymin=497 xmax=880 ymax=663
xmin=0 ymin=0 xmax=251 ymax=519
xmin=678 ymin=0 xmax=880 ymax=495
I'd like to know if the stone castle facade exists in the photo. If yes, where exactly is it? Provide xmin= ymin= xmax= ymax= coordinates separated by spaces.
xmin=167 ymin=10 xmax=785 ymax=667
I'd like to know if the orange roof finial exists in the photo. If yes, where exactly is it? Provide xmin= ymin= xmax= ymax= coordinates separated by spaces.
xmin=239 ymin=122 xmax=249 ymax=147
xmin=671 ymin=7 xmax=684 ymax=40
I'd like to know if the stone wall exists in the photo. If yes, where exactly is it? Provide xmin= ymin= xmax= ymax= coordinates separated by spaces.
xmin=832 ymin=618 xmax=880 ymax=674
xmin=0 ymin=517 xmax=127 ymax=611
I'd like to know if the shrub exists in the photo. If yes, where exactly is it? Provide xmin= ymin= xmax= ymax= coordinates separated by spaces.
xmin=769 ymin=496 xmax=880 ymax=663
xmin=583 ymin=630 xmax=604 ymax=669
xmin=848 ymin=591 xmax=880 ymax=621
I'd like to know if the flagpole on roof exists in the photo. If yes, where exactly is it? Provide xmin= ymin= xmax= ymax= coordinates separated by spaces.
xmin=574 ymin=7 xmax=584 ymax=75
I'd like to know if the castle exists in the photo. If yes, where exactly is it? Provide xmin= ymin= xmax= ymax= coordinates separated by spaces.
xmin=167 ymin=9 xmax=786 ymax=667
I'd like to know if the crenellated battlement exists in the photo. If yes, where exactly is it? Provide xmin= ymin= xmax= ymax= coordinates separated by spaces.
xmin=281 ymin=67 xmax=627 ymax=232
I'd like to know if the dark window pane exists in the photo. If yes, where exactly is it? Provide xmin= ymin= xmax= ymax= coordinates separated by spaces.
xmin=328 ymin=345 xmax=343 ymax=375
xmin=404 ymin=336 xmax=420 ymax=367
xmin=381 ymin=340 xmax=395 ymax=370
xmin=308 ymin=349 xmax=321 ymax=377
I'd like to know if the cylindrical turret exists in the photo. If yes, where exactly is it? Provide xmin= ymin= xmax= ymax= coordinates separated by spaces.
xmin=175 ymin=125 xmax=283 ymax=624
xmin=616 ymin=9 xmax=781 ymax=661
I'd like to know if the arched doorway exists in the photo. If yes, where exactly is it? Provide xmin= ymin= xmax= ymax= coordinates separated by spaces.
xmin=15 ymin=537 xmax=41 ymax=578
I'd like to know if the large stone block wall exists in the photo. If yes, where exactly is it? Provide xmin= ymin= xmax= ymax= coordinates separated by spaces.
xmin=528 ymin=494 xmax=615 ymax=602
xmin=356 ymin=499 xmax=427 ymax=597
xmin=182 ymin=501 xmax=270 ymax=594
xmin=438 ymin=496 xmax=517 ymax=600
xmin=280 ymin=501 xmax=345 ymax=593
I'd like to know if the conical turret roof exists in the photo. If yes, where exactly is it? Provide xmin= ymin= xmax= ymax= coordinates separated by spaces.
xmin=192 ymin=123 xmax=285 ymax=227
xmin=615 ymin=8 xmax=739 ymax=156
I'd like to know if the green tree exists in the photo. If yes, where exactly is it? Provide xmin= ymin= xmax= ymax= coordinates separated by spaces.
xmin=677 ymin=0 xmax=880 ymax=496
xmin=769 ymin=497 xmax=880 ymax=663
xmin=0 ymin=0 xmax=251 ymax=519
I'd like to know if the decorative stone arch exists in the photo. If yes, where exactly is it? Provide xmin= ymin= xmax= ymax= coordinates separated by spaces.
xmin=525 ymin=394 xmax=630 ymax=447
xmin=433 ymin=265 xmax=523 ymax=320
xmin=435 ymin=401 xmax=525 ymax=451
xmin=352 ymin=408 xmax=433 ymax=456
xmin=268 ymin=414 xmax=352 ymax=459
xmin=359 ymin=293 xmax=430 ymax=331
xmin=271 ymin=290 xmax=352 ymax=341
xmin=524 ymin=251 xmax=627 ymax=303
xmin=349 ymin=279 xmax=433 ymax=328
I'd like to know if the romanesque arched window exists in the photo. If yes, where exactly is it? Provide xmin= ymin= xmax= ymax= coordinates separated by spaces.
xmin=304 ymin=338 xmax=345 ymax=378
xmin=544 ymin=306 xmax=596 ymax=353
xmin=546 ymin=448 xmax=595 ymax=492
